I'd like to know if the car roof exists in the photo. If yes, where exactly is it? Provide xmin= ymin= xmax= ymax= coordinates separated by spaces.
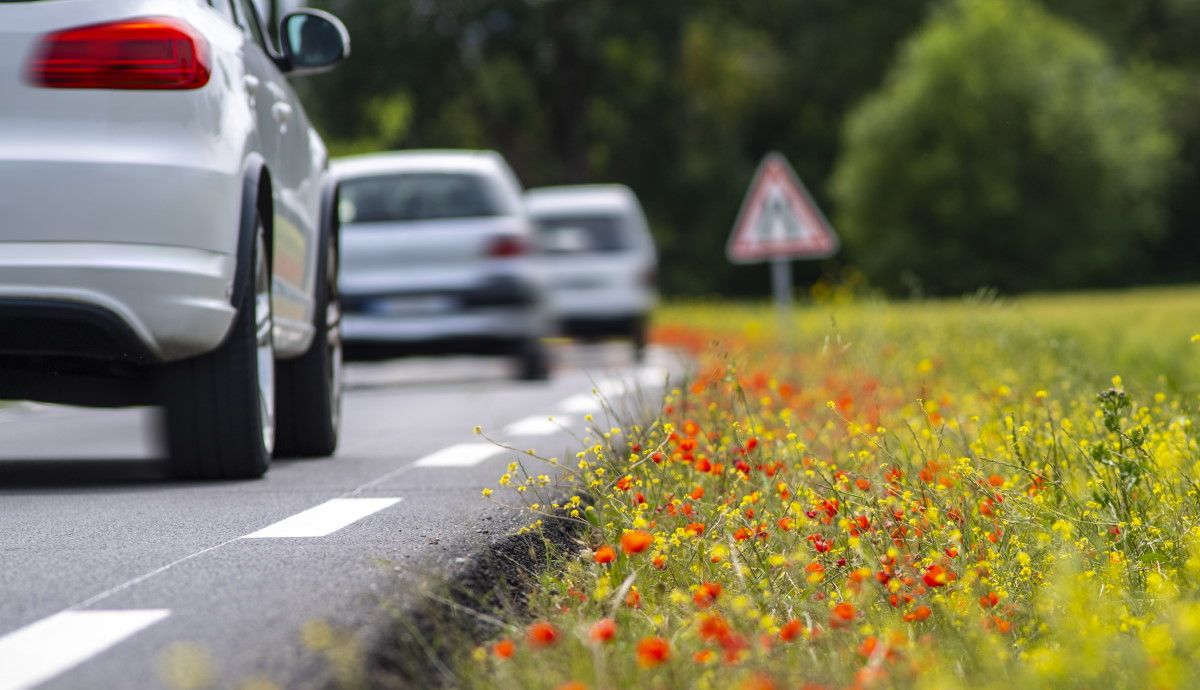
xmin=524 ymin=185 xmax=641 ymax=216
xmin=331 ymin=150 xmax=508 ymax=178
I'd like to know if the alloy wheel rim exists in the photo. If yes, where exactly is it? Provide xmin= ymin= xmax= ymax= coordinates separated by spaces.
xmin=255 ymin=230 xmax=276 ymax=455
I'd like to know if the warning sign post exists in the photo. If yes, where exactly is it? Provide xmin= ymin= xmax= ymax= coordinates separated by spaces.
xmin=727 ymin=152 xmax=840 ymax=317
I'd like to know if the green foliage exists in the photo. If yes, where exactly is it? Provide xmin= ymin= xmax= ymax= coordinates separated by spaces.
xmin=832 ymin=0 xmax=1178 ymax=295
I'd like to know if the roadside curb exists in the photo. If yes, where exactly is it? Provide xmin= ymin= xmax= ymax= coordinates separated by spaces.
xmin=361 ymin=503 xmax=591 ymax=689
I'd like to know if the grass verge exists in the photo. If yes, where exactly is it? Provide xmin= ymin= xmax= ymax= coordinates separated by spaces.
xmin=426 ymin=286 xmax=1200 ymax=690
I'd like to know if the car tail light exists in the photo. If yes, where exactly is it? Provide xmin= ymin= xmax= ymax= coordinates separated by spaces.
xmin=487 ymin=235 xmax=528 ymax=257
xmin=28 ymin=17 xmax=210 ymax=90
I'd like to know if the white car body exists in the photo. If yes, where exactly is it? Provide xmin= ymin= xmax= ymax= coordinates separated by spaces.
xmin=0 ymin=0 xmax=349 ymax=477
xmin=333 ymin=151 xmax=553 ymax=376
xmin=525 ymin=185 xmax=658 ymax=342
xmin=1 ymin=0 xmax=325 ymax=362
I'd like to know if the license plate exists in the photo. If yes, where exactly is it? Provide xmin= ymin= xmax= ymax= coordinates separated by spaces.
xmin=365 ymin=296 xmax=457 ymax=316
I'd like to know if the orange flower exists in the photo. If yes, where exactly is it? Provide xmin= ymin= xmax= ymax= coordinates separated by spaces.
xmin=690 ymin=485 xmax=705 ymax=500
xmin=625 ymin=590 xmax=642 ymax=608
xmin=922 ymin=564 xmax=953 ymax=587
xmin=779 ymin=619 xmax=804 ymax=642
xmin=589 ymin=618 xmax=616 ymax=643
xmin=903 ymin=605 xmax=932 ymax=622
xmin=980 ymin=591 xmax=1000 ymax=609
xmin=555 ymin=683 xmax=587 ymax=690
xmin=693 ymin=582 xmax=722 ymax=609
xmin=739 ymin=675 xmax=777 ymax=690
xmin=698 ymin=613 xmax=730 ymax=641
xmin=988 ymin=474 xmax=1004 ymax=487
xmin=616 ymin=475 xmax=633 ymax=491
xmin=733 ymin=527 xmax=753 ymax=541
xmin=492 ymin=638 xmax=515 ymax=659
xmin=527 ymin=621 xmax=559 ymax=648
xmin=685 ymin=522 xmax=706 ymax=536
xmin=636 ymin=636 xmax=670 ymax=667
xmin=830 ymin=602 xmax=856 ymax=627
xmin=693 ymin=648 xmax=715 ymax=664
xmin=855 ymin=477 xmax=872 ymax=491
xmin=621 ymin=530 xmax=653 ymax=554
xmin=652 ymin=553 xmax=667 ymax=569
xmin=593 ymin=545 xmax=616 ymax=564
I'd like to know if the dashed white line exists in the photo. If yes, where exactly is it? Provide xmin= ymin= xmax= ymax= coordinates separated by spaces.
xmin=637 ymin=365 xmax=670 ymax=388
xmin=0 ymin=610 xmax=170 ymax=690
xmin=412 ymin=443 xmax=501 ymax=468
xmin=504 ymin=415 xmax=573 ymax=437
xmin=560 ymin=394 xmax=602 ymax=413
xmin=242 ymin=498 xmax=401 ymax=539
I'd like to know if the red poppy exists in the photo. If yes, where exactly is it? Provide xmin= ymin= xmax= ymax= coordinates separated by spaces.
xmin=693 ymin=582 xmax=722 ymax=608
xmin=636 ymin=636 xmax=670 ymax=667
xmin=589 ymin=618 xmax=616 ymax=643
xmin=526 ymin=621 xmax=559 ymax=648
xmin=593 ymin=545 xmax=616 ymax=564
xmin=492 ymin=638 xmax=515 ymax=659
xmin=620 ymin=530 xmax=653 ymax=554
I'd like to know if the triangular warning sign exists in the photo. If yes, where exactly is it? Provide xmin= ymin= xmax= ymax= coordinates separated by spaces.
xmin=727 ymin=152 xmax=839 ymax=264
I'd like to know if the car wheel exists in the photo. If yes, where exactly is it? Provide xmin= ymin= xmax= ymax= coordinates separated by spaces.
xmin=514 ymin=338 xmax=551 ymax=381
xmin=632 ymin=318 xmax=648 ymax=363
xmin=161 ymin=217 xmax=274 ymax=479
xmin=274 ymin=232 xmax=342 ymax=457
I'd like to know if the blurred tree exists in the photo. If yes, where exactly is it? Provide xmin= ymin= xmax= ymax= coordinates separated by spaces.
xmin=831 ymin=0 xmax=1177 ymax=295
xmin=302 ymin=0 xmax=930 ymax=297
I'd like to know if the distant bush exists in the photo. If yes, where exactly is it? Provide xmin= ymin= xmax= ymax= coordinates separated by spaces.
xmin=831 ymin=0 xmax=1177 ymax=295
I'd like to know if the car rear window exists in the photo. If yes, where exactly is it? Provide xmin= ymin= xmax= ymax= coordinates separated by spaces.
xmin=339 ymin=173 xmax=508 ymax=224
xmin=535 ymin=215 xmax=631 ymax=254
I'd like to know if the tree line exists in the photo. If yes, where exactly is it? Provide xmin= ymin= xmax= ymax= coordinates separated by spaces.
xmin=303 ymin=0 xmax=1200 ymax=297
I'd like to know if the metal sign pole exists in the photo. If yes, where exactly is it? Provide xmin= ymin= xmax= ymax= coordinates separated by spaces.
xmin=771 ymin=256 xmax=793 ymax=329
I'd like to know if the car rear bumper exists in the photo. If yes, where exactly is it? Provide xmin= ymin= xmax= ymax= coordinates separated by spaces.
xmin=0 ymin=242 xmax=237 ymax=362
xmin=343 ymin=307 xmax=543 ymax=346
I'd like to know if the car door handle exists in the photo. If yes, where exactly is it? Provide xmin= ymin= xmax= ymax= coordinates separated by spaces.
xmin=272 ymin=102 xmax=293 ymax=124
xmin=243 ymin=74 xmax=260 ymax=94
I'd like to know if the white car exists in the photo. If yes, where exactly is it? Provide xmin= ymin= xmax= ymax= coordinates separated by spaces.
xmin=0 ymin=0 xmax=350 ymax=479
xmin=333 ymin=150 xmax=553 ymax=380
xmin=525 ymin=185 xmax=659 ymax=360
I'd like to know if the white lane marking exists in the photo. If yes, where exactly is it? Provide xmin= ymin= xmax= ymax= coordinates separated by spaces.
xmin=0 ymin=610 xmax=170 ymax=690
xmin=637 ymin=366 xmax=670 ymax=388
xmin=412 ymin=443 xmax=501 ymax=468
xmin=242 ymin=498 xmax=401 ymax=539
xmin=561 ymin=394 xmax=601 ymax=413
xmin=595 ymin=378 xmax=628 ymax=398
xmin=504 ymin=415 xmax=573 ymax=437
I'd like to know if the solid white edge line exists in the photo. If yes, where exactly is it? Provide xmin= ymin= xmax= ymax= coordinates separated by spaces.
xmin=242 ymin=498 xmax=402 ymax=539
xmin=0 ymin=610 xmax=170 ymax=690
xmin=412 ymin=443 xmax=502 ymax=468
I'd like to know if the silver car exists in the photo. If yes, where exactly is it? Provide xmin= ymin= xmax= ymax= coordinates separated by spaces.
xmin=333 ymin=150 xmax=552 ymax=380
xmin=526 ymin=185 xmax=659 ymax=361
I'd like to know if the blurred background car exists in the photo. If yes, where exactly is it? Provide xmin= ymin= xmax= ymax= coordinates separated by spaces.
xmin=525 ymin=185 xmax=658 ymax=361
xmin=0 ymin=0 xmax=349 ymax=479
xmin=334 ymin=150 xmax=553 ymax=380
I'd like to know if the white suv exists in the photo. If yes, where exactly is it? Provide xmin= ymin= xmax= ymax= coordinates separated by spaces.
xmin=0 ymin=0 xmax=350 ymax=479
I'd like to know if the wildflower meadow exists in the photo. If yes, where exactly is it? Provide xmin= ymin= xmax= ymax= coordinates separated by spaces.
xmin=467 ymin=286 xmax=1200 ymax=690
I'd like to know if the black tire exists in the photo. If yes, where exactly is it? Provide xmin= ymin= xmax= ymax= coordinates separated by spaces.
xmin=161 ymin=219 xmax=274 ymax=479
xmin=514 ymin=338 xmax=551 ymax=381
xmin=631 ymin=318 xmax=648 ymax=363
xmin=274 ymin=231 xmax=341 ymax=457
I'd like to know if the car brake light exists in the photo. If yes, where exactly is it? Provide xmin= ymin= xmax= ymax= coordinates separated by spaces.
xmin=488 ymin=236 xmax=527 ymax=257
xmin=28 ymin=17 xmax=210 ymax=90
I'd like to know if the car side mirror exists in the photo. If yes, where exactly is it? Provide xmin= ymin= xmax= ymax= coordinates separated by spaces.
xmin=280 ymin=9 xmax=350 ymax=75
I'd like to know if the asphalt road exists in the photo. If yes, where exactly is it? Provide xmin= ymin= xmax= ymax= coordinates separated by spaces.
xmin=0 ymin=344 xmax=679 ymax=690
